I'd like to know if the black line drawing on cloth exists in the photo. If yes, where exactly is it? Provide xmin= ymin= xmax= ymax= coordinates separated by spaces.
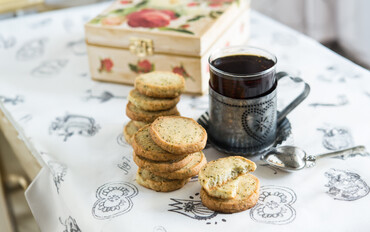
xmin=365 ymin=91 xmax=370 ymax=98
xmin=0 ymin=34 xmax=16 ymax=49
xmin=317 ymin=65 xmax=361 ymax=83
xmin=16 ymin=38 xmax=47 ymax=61
xmin=324 ymin=169 xmax=369 ymax=201
xmin=117 ymin=133 xmax=130 ymax=147
xmin=117 ymin=156 xmax=132 ymax=175
xmin=19 ymin=114 xmax=33 ymax=124
xmin=169 ymin=198 xmax=218 ymax=220
xmin=29 ymin=18 xmax=52 ymax=28
xmin=317 ymin=126 xmax=354 ymax=151
xmin=67 ymin=39 xmax=86 ymax=56
xmin=50 ymin=114 xmax=100 ymax=141
xmin=250 ymin=185 xmax=297 ymax=225
xmin=48 ymin=161 xmax=67 ymax=193
xmin=189 ymin=96 xmax=208 ymax=111
xmin=153 ymin=226 xmax=167 ymax=232
xmin=85 ymin=89 xmax=127 ymax=103
xmin=0 ymin=95 xmax=24 ymax=105
xmin=80 ymin=73 xmax=89 ymax=78
xmin=309 ymin=95 xmax=349 ymax=107
xmin=31 ymin=59 xmax=68 ymax=78
xmin=92 ymin=182 xmax=138 ymax=220
xmin=59 ymin=216 xmax=81 ymax=232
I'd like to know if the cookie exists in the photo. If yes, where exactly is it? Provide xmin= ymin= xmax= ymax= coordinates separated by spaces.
xmin=135 ymin=71 xmax=185 ymax=98
xmin=128 ymin=89 xmax=180 ymax=111
xmin=132 ymin=125 xmax=186 ymax=162
xmin=123 ymin=120 xmax=139 ymax=145
xmin=126 ymin=102 xmax=180 ymax=123
xmin=198 ymin=156 xmax=256 ymax=199
xmin=136 ymin=168 xmax=189 ymax=192
xmin=152 ymin=151 xmax=207 ymax=180
xmin=149 ymin=116 xmax=207 ymax=155
xmin=200 ymin=174 xmax=260 ymax=213
xmin=133 ymin=120 xmax=149 ymax=129
xmin=133 ymin=152 xmax=193 ymax=173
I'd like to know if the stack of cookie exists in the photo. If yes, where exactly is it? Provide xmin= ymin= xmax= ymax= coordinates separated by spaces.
xmin=123 ymin=71 xmax=185 ymax=144
xmin=132 ymin=116 xmax=208 ymax=192
xmin=198 ymin=157 xmax=259 ymax=213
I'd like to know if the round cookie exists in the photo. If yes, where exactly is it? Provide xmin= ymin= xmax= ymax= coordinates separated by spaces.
xmin=199 ymin=156 xmax=257 ymax=199
xmin=133 ymin=120 xmax=149 ymax=129
xmin=123 ymin=120 xmax=139 ymax=145
xmin=126 ymin=102 xmax=180 ymax=123
xmin=132 ymin=125 xmax=186 ymax=162
xmin=133 ymin=152 xmax=193 ymax=173
xmin=152 ymin=151 xmax=207 ymax=179
xmin=135 ymin=71 xmax=185 ymax=98
xmin=200 ymin=174 xmax=260 ymax=213
xmin=128 ymin=89 xmax=180 ymax=111
xmin=150 ymin=116 xmax=207 ymax=155
xmin=136 ymin=168 xmax=189 ymax=192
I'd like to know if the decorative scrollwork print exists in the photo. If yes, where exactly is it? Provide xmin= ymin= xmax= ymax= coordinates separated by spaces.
xmin=0 ymin=34 xmax=16 ymax=49
xmin=59 ymin=216 xmax=81 ymax=232
xmin=31 ymin=59 xmax=68 ymax=78
xmin=169 ymin=198 xmax=218 ymax=220
xmin=0 ymin=95 xmax=24 ymax=105
xmin=324 ymin=169 xmax=369 ymax=201
xmin=117 ymin=156 xmax=132 ymax=175
xmin=16 ymin=38 xmax=47 ymax=61
xmin=49 ymin=114 xmax=100 ymax=141
xmin=250 ymin=185 xmax=297 ymax=225
xmin=92 ymin=182 xmax=138 ymax=220
xmin=317 ymin=126 xmax=354 ymax=151
xmin=48 ymin=161 xmax=67 ymax=193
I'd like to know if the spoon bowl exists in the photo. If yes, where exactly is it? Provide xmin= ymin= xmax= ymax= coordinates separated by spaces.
xmin=261 ymin=146 xmax=307 ymax=172
xmin=261 ymin=145 xmax=366 ymax=172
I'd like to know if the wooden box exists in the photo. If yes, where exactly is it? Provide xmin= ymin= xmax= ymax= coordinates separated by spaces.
xmin=85 ymin=0 xmax=250 ymax=94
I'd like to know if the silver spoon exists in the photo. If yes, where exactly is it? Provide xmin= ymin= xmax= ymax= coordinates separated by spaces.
xmin=261 ymin=145 xmax=366 ymax=172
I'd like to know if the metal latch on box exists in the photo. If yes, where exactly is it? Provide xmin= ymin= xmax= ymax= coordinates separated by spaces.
xmin=129 ymin=38 xmax=153 ymax=57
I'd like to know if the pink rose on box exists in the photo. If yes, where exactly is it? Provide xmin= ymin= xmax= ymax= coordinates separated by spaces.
xmin=137 ymin=60 xmax=152 ymax=73
xmin=99 ymin=58 xmax=114 ymax=72
xmin=126 ymin=9 xmax=178 ymax=28
xmin=101 ymin=16 xmax=124 ymax=26
xmin=172 ymin=64 xmax=194 ymax=81
xmin=129 ymin=59 xmax=154 ymax=73
xmin=208 ymin=0 xmax=233 ymax=7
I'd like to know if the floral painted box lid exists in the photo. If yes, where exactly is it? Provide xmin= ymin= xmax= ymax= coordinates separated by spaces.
xmin=85 ymin=0 xmax=249 ymax=57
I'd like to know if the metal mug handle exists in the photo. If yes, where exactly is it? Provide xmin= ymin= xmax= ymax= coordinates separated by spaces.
xmin=275 ymin=71 xmax=311 ymax=124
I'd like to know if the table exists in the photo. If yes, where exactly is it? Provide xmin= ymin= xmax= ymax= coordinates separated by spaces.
xmin=1 ymin=2 xmax=370 ymax=232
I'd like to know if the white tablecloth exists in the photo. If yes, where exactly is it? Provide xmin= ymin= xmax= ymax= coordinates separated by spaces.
xmin=1 ymin=2 xmax=370 ymax=232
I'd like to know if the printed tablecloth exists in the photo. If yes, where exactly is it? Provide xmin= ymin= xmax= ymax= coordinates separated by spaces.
xmin=1 ymin=2 xmax=370 ymax=232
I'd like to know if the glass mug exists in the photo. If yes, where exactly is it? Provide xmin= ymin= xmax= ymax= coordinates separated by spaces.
xmin=208 ymin=46 xmax=310 ymax=154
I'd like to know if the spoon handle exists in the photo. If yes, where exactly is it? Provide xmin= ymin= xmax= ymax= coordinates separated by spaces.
xmin=311 ymin=145 xmax=366 ymax=161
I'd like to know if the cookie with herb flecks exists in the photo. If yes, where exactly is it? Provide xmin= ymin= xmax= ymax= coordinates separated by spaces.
xmin=128 ymin=89 xmax=180 ymax=111
xmin=126 ymin=102 xmax=180 ymax=123
xmin=152 ymin=151 xmax=207 ymax=180
xmin=132 ymin=125 xmax=187 ymax=162
xmin=135 ymin=71 xmax=185 ymax=98
xmin=123 ymin=120 xmax=139 ymax=145
xmin=149 ymin=116 xmax=207 ymax=155
xmin=198 ymin=156 xmax=256 ymax=199
xmin=133 ymin=151 xmax=193 ymax=173
xmin=200 ymin=173 xmax=260 ymax=213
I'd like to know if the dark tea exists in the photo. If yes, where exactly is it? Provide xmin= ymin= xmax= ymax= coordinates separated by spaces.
xmin=209 ymin=55 xmax=276 ymax=99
